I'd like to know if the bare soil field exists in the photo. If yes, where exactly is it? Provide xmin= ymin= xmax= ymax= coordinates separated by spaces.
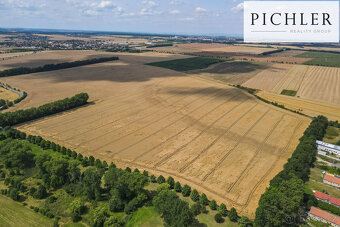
xmin=243 ymin=64 xmax=340 ymax=105
xmin=0 ymin=87 xmax=19 ymax=101
xmin=0 ymin=52 xmax=34 ymax=61
xmin=0 ymin=50 xmax=119 ymax=71
xmin=3 ymin=52 xmax=309 ymax=218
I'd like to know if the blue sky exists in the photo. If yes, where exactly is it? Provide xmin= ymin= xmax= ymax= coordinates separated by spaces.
xmin=0 ymin=0 xmax=245 ymax=35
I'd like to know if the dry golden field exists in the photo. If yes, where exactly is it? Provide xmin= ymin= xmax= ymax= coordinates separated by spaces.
xmin=0 ymin=87 xmax=19 ymax=101
xmin=243 ymin=64 xmax=340 ymax=106
xmin=257 ymin=91 xmax=340 ymax=121
xmin=0 ymin=52 xmax=35 ymax=61
xmin=1 ymin=52 xmax=310 ymax=218
xmin=175 ymin=43 xmax=273 ymax=54
xmin=0 ymin=50 xmax=118 ymax=71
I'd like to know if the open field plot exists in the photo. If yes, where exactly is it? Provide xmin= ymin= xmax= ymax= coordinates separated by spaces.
xmin=193 ymin=61 xmax=269 ymax=85
xmin=175 ymin=43 xmax=274 ymax=55
xmin=243 ymin=64 xmax=340 ymax=106
xmin=0 ymin=87 xmax=19 ymax=101
xmin=4 ymin=52 xmax=310 ymax=218
xmin=256 ymin=91 xmax=340 ymax=121
xmin=0 ymin=195 xmax=53 ymax=227
xmin=146 ymin=57 xmax=227 ymax=72
xmin=0 ymin=50 xmax=119 ymax=71
xmin=296 ymin=51 xmax=340 ymax=67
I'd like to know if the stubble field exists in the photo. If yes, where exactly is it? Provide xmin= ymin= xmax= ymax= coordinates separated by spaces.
xmin=1 ymin=52 xmax=309 ymax=218
xmin=243 ymin=64 xmax=340 ymax=106
xmin=0 ymin=50 xmax=119 ymax=71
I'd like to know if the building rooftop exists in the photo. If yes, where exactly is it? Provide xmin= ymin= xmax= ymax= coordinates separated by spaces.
xmin=324 ymin=174 xmax=340 ymax=185
xmin=314 ymin=191 xmax=340 ymax=207
xmin=310 ymin=206 xmax=340 ymax=226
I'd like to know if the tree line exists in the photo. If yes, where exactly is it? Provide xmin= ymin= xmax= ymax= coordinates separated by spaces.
xmin=0 ymin=56 xmax=119 ymax=77
xmin=0 ymin=92 xmax=89 ymax=127
xmin=255 ymin=115 xmax=328 ymax=226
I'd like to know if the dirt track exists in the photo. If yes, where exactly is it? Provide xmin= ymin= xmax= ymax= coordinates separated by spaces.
xmin=1 ymin=52 xmax=310 ymax=218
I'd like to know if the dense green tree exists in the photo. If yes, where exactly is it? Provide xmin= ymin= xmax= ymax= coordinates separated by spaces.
xmin=34 ymin=185 xmax=47 ymax=199
xmin=153 ymin=189 xmax=194 ymax=227
xmin=0 ymin=93 xmax=89 ymax=127
xmin=109 ymin=196 xmax=124 ymax=212
xmin=190 ymin=189 xmax=200 ymax=202
xmin=70 ymin=199 xmax=86 ymax=222
xmin=104 ymin=216 xmax=125 ymax=227
xmin=182 ymin=184 xmax=191 ymax=197
xmin=238 ymin=216 xmax=252 ymax=227
xmin=166 ymin=176 xmax=175 ymax=189
xmin=157 ymin=175 xmax=165 ymax=184
xmin=90 ymin=206 xmax=107 ymax=227
xmin=9 ymin=188 xmax=20 ymax=201
xmin=214 ymin=213 xmax=224 ymax=223
xmin=191 ymin=202 xmax=202 ymax=216
xmin=82 ymin=167 xmax=102 ymax=200
xmin=44 ymin=157 xmax=69 ymax=188
xmin=209 ymin=200 xmax=217 ymax=210
xmin=229 ymin=208 xmax=238 ymax=222
xmin=150 ymin=175 xmax=156 ymax=183
xmin=218 ymin=203 xmax=227 ymax=216
xmin=200 ymin=193 xmax=208 ymax=206
xmin=174 ymin=181 xmax=182 ymax=192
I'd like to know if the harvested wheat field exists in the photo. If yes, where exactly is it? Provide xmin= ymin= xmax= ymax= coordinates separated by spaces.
xmin=0 ymin=50 xmax=118 ymax=71
xmin=243 ymin=64 xmax=340 ymax=105
xmin=3 ymin=52 xmax=310 ymax=218
xmin=0 ymin=87 xmax=19 ymax=101
xmin=257 ymin=91 xmax=340 ymax=121
xmin=175 ymin=43 xmax=274 ymax=55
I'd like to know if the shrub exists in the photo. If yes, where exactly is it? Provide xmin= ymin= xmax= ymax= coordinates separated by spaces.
xmin=150 ymin=175 xmax=156 ymax=183
xmin=209 ymin=200 xmax=217 ymax=210
xmin=238 ymin=216 xmax=253 ymax=227
xmin=109 ymin=196 xmax=124 ymax=212
xmin=70 ymin=199 xmax=86 ymax=222
xmin=182 ymin=184 xmax=191 ymax=197
xmin=166 ymin=176 xmax=175 ymax=189
xmin=214 ymin=213 xmax=224 ymax=223
xmin=174 ymin=181 xmax=181 ymax=192
xmin=218 ymin=203 xmax=227 ymax=216
xmin=157 ymin=175 xmax=165 ymax=184
xmin=200 ymin=193 xmax=208 ymax=206
xmin=34 ymin=185 xmax=47 ymax=199
xmin=229 ymin=207 xmax=238 ymax=222
xmin=191 ymin=202 xmax=202 ymax=216
xmin=190 ymin=189 xmax=200 ymax=202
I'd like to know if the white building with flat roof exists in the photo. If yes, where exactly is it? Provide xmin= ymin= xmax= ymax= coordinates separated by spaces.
xmin=317 ymin=140 xmax=340 ymax=157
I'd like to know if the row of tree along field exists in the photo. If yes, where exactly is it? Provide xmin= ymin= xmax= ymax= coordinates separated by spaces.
xmin=0 ymin=56 xmax=119 ymax=77
xmin=255 ymin=115 xmax=329 ymax=226
xmin=0 ymin=92 xmax=89 ymax=127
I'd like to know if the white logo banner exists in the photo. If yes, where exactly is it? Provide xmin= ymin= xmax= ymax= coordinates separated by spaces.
xmin=244 ymin=1 xmax=339 ymax=42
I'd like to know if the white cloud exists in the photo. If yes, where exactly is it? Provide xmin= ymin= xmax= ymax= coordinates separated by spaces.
xmin=169 ymin=0 xmax=181 ymax=5
xmin=97 ymin=1 xmax=114 ymax=9
xmin=140 ymin=0 xmax=161 ymax=16
xmin=84 ymin=9 xmax=99 ymax=16
xmin=195 ymin=7 xmax=207 ymax=13
xmin=231 ymin=3 xmax=244 ymax=13
xmin=178 ymin=17 xmax=194 ymax=21
xmin=169 ymin=9 xmax=180 ymax=15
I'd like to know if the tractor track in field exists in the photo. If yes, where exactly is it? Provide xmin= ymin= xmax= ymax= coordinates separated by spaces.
xmin=107 ymin=88 xmax=235 ymax=157
xmin=226 ymin=113 xmax=286 ymax=192
xmin=130 ymin=90 xmax=240 ymax=162
xmin=202 ymin=108 xmax=270 ymax=182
